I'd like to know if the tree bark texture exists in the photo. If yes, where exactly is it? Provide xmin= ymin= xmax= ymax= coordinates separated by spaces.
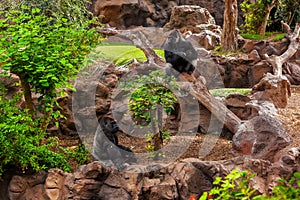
xmin=221 ymin=0 xmax=238 ymax=52
xmin=19 ymin=75 xmax=35 ymax=115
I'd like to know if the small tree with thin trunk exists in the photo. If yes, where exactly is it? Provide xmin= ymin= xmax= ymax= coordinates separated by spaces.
xmin=221 ymin=0 xmax=238 ymax=51
xmin=0 ymin=7 xmax=101 ymax=130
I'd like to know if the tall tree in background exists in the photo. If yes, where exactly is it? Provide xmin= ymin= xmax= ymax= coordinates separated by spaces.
xmin=275 ymin=0 xmax=300 ymax=28
xmin=241 ymin=0 xmax=278 ymax=35
xmin=221 ymin=0 xmax=238 ymax=51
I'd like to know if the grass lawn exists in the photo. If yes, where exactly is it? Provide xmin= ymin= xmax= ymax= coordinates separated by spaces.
xmin=96 ymin=42 xmax=165 ymax=66
xmin=209 ymin=88 xmax=251 ymax=97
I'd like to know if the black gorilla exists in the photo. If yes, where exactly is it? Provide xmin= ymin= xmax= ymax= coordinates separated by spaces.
xmin=93 ymin=116 xmax=136 ymax=169
xmin=163 ymin=30 xmax=198 ymax=75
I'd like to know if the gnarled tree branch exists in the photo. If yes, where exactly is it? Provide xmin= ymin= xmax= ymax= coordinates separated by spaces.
xmin=265 ymin=22 xmax=300 ymax=77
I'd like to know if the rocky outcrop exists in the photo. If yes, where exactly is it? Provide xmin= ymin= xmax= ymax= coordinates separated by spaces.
xmin=6 ymin=148 xmax=300 ymax=200
xmin=250 ymin=73 xmax=291 ymax=108
xmin=215 ymin=37 xmax=300 ymax=88
xmin=164 ymin=5 xmax=222 ymax=50
xmin=91 ymin=0 xmax=245 ymax=29
xmin=233 ymin=115 xmax=292 ymax=161
xmin=93 ymin=0 xmax=178 ymax=29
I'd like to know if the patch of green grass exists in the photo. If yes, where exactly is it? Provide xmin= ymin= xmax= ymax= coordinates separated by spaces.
xmin=213 ymin=45 xmax=243 ymax=57
xmin=240 ymin=33 xmax=268 ymax=40
xmin=209 ymin=88 xmax=251 ymax=97
xmin=273 ymin=33 xmax=285 ymax=41
xmin=96 ymin=42 xmax=165 ymax=66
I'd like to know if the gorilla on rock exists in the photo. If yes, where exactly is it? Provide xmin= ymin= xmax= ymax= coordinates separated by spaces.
xmin=163 ymin=30 xmax=198 ymax=75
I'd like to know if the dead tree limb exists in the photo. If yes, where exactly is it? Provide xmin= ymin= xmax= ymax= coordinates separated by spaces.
xmin=120 ymin=31 xmax=165 ymax=66
xmin=190 ymin=83 xmax=242 ymax=134
xmin=124 ymin=31 xmax=242 ymax=133
xmin=265 ymin=22 xmax=300 ymax=77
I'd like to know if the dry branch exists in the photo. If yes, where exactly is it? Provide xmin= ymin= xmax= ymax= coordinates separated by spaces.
xmin=127 ymin=31 xmax=242 ymax=133
xmin=265 ymin=23 xmax=300 ymax=77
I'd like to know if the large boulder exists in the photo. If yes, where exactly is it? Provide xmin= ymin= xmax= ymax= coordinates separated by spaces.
xmin=283 ymin=61 xmax=300 ymax=85
xmin=164 ymin=5 xmax=222 ymax=50
xmin=232 ymin=115 xmax=292 ymax=161
xmin=93 ymin=0 xmax=178 ymax=29
xmin=251 ymin=73 xmax=291 ymax=108
xmin=164 ymin=5 xmax=216 ymax=30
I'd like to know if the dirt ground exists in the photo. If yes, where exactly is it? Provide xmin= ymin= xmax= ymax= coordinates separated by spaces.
xmin=58 ymin=85 xmax=300 ymax=167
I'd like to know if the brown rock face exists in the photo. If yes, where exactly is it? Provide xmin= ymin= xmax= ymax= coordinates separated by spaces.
xmin=283 ymin=61 xmax=300 ymax=85
xmin=94 ymin=0 xmax=178 ymax=29
xmin=251 ymin=73 xmax=291 ymax=108
xmin=164 ymin=5 xmax=222 ymax=50
xmin=164 ymin=5 xmax=216 ymax=30
xmin=92 ymin=0 xmax=245 ymax=29
xmin=233 ymin=115 xmax=292 ymax=161
xmin=7 ymin=152 xmax=300 ymax=199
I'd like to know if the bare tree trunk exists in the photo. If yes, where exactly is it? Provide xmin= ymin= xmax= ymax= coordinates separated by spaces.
xmin=257 ymin=0 xmax=277 ymax=35
xmin=19 ymin=75 xmax=35 ymax=115
xmin=265 ymin=23 xmax=300 ymax=77
xmin=221 ymin=0 xmax=238 ymax=52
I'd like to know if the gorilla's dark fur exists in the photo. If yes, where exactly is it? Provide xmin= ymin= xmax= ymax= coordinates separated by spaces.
xmin=93 ymin=116 xmax=136 ymax=169
xmin=163 ymin=30 xmax=198 ymax=75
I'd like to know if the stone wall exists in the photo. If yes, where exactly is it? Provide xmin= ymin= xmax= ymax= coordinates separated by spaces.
xmin=3 ymin=147 xmax=300 ymax=200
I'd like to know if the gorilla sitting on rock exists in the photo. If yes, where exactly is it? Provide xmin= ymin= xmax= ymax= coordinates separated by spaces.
xmin=93 ymin=116 xmax=136 ymax=170
xmin=163 ymin=30 xmax=198 ymax=75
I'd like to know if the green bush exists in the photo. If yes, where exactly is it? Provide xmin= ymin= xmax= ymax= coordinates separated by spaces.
xmin=120 ymin=70 xmax=178 ymax=155
xmin=200 ymin=168 xmax=256 ymax=200
xmin=199 ymin=169 xmax=300 ymax=200
xmin=0 ymin=96 xmax=71 ymax=176
xmin=0 ymin=7 xmax=101 ymax=129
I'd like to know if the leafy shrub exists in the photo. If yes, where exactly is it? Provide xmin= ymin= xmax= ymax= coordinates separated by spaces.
xmin=199 ymin=169 xmax=300 ymax=200
xmin=200 ymin=168 xmax=257 ymax=200
xmin=120 ymin=70 xmax=178 ymax=155
xmin=0 ymin=96 xmax=71 ymax=176
xmin=1 ymin=0 xmax=94 ymax=26
xmin=0 ymin=7 xmax=101 ymax=128
xmin=261 ymin=172 xmax=300 ymax=200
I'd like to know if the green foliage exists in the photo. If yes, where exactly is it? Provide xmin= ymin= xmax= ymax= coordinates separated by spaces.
xmin=120 ymin=70 xmax=178 ymax=154
xmin=126 ymin=70 xmax=178 ymax=124
xmin=240 ymin=33 xmax=268 ymax=40
xmin=63 ymin=143 xmax=91 ymax=165
xmin=213 ymin=46 xmax=243 ymax=56
xmin=200 ymin=170 xmax=300 ymax=200
xmin=0 ymin=7 xmax=101 ymax=127
xmin=241 ymin=0 xmax=274 ymax=34
xmin=0 ymin=96 xmax=71 ymax=176
xmin=209 ymin=88 xmax=251 ymax=97
xmin=201 ymin=168 xmax=257 ymax=200
xmin=0 ymin=8 xmax=99 ymax=98
xmin=1 ymin=0 xmax=94 ymax=26
xmin=275 ymin=0 xmax=300 ymax=29
xmin=272 ymin=33 xmax=285 ymax=41
xmin=262 ymin=172 xmax=300 ymax=200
